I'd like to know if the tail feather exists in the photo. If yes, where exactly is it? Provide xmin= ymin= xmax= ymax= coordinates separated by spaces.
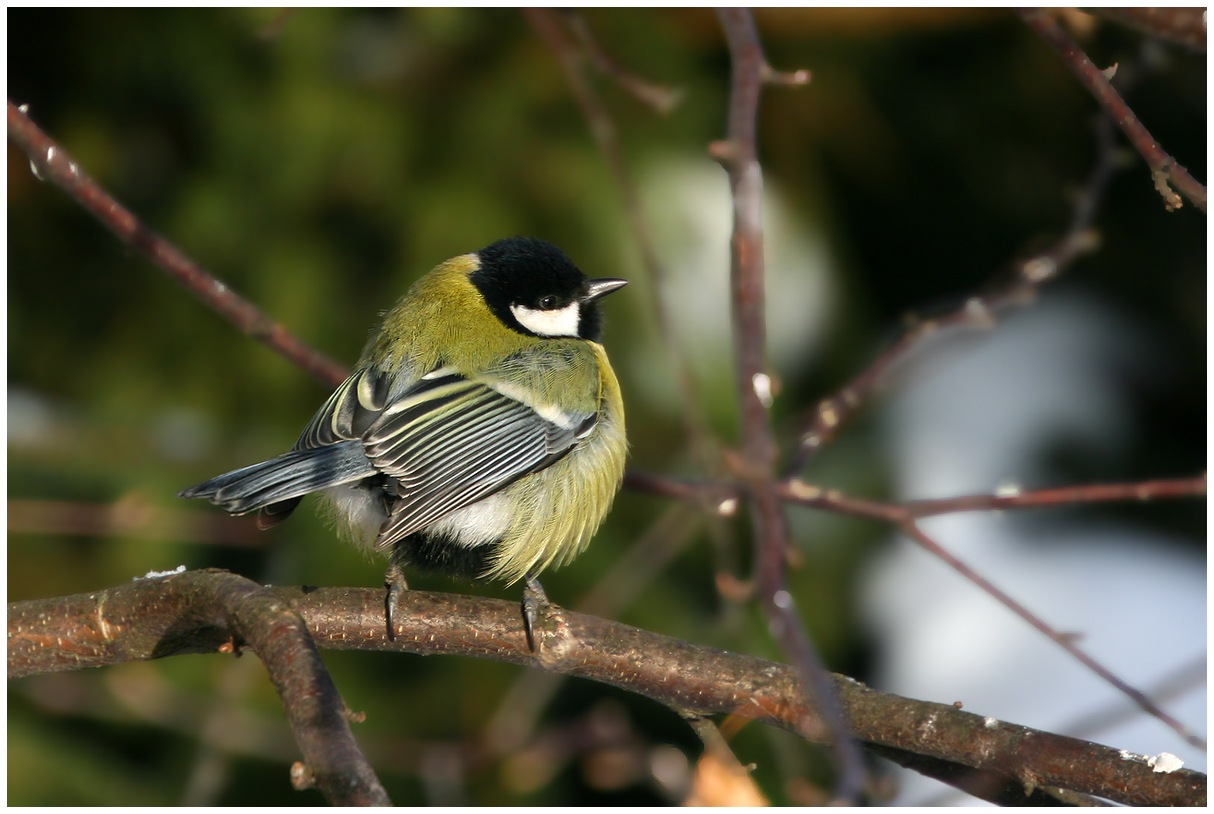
xmin=179 ymin=440 xmax=375 ymax=515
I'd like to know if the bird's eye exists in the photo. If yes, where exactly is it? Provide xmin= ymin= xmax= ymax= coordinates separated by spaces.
xmin=539 ymin=295 xmax=558 ymax=310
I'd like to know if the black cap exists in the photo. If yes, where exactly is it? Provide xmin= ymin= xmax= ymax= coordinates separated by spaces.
xmin=471 ymin=237 xmax=624 ymax=340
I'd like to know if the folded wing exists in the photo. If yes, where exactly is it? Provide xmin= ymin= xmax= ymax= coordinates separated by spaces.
xmin=363 ymin=370 xmax=595 ymax=550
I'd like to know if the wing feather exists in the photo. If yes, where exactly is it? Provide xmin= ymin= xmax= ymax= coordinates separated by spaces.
xmin=363 ymin=373 xmax=593 ymax=550
xmin=284 ymin=362 xmax=595 ymax=551
xmin=295 ymin=367 xmax=393 ymax=449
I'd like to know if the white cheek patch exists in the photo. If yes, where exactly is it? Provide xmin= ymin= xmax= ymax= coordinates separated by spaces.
xmin=511 ymin=302 xmax=581 ymax=337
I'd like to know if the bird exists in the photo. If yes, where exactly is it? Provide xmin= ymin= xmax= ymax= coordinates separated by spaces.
xmin=179 ymin=237 xmax=628 ymax=639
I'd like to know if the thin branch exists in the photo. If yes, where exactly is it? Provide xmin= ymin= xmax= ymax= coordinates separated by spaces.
xmin=629 ymin=470 xmax=1206 ymax=527
xmin=779 ymin=480 xmax=909 ymax=523
xmin=785 ymin=100 xmax=1120 ymax=476
xmin=684 ymin=716 xmax=771 ymax=804
xmin=713 ymin=8 xmax=868 ymax=803
xmin=525 ymin=8 xmax=718 ymax=472
xmin=1019 ymin=8 xmax=1206 ymax=213
xmin=623 ymin=470 xmax=741 ymax=515
xmin=906 ymin=475 xmax=1207 ymax=517
xmin=734 ymin=473 xmax=1208 ymax=751
xmin=901 ymin=522 xmax=1207 ymax=752
xmin=1084 ymin=7 xmax=1207 ymax=53
xmin=6 ymin=100 xmax=349 ymax=389
xmin=1062 ymin=654 xmax=1208 ymax=742
xmin=713 ymin=3 xmax=788 ymax=630
xmin=561 ymin=10 xmax=686 ymax=114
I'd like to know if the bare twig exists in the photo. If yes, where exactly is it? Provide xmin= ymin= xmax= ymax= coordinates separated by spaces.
xmin=785 ymin=473 xmax=1207 ymax=522
xmin=901 ymin=522 xmax=1207 ymax=752
xmin=684 ymin=716 xmax=770 ymax=804
xmin=634 ymin=469 xmax=1208 ymax=552
xmin=6 ymin=100 xmax=349 ymax=388
xmin=629 ymin=471 xmax=1207 ymax=527
xmin=623 ymin=470 xmax=741 ymax=514
xmin=1084 ymin=7 xmax=1207 ymax=53
xmin=713 ymin=3 xmax=788 ymax=632
xmin=525 ymin=8 xmax=717 ymax=470
xmin=785 ymin=94 xmax=1120 ymax=476
xmin=1062 ymin=654 xmax=1208 ymax=742
xmin=1019 ymin=8 xmax=1206 ymax=213
xmin=712 ymin=8 xmax=868 ymax=803
xmin=782 ymin=474 xmax=1208 ymax=751
xmin=906 ymin=475 xmax=1208 ymax=517
xmin=561 ymin=10 xmax=686 ymax=114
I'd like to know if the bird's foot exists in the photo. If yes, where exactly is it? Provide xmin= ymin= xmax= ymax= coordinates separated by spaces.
xmin=384 ymin=562 xmax=409 ymax=641
xmin=522 ymin=575 xmax=550 ymax=653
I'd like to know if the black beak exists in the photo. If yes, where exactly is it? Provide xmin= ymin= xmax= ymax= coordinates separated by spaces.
xmin=585 ymin=278 xmax=628 ymax=302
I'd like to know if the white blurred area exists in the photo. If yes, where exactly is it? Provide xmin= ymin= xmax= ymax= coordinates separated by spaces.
xmin=628 ymin=155 xmax=837 ymax=416
xmin=862 ymin=294 xmax=1206 ymax=804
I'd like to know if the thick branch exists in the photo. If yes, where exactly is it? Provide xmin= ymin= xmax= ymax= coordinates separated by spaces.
xmin=632 ymin=470 xmax=1207 ymax=751
xmin=8 ymin=580 xmax=1206 ymax=806
xmin=7 ymin=570 xmax=388 ymax=806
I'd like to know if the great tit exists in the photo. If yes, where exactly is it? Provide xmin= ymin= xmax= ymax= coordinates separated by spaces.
xmin=180 ymin=237 xmax=627 ymax=634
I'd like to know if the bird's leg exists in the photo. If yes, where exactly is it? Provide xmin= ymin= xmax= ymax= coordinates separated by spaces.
xmin=384 ymin=559 xmax=409 ymax=641
xmin=522 ymin=575 xmax=551 ymax=653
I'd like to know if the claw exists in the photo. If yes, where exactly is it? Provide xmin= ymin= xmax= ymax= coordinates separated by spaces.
xmin=522 ymin=575 xmax=550 ymax=652
xmin=384 ymin=561 xmax=408 ymax=640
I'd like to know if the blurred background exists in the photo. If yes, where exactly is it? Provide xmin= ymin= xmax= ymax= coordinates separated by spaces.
xmin=8 ymin=8 xmax=1205 ymax=805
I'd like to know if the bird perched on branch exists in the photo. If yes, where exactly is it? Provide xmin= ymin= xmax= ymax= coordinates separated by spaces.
xmin=180 ymin=237 xmax=628 ymax=638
